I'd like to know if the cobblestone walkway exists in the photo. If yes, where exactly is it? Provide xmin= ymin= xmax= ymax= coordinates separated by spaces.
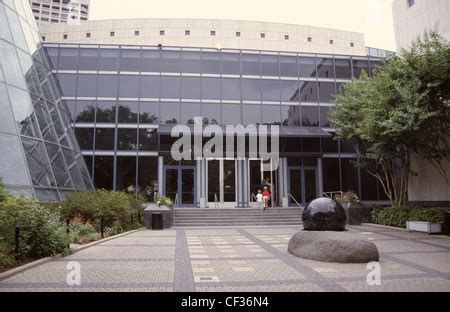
xmin=1 ymin=225 xmax=450 ymax=292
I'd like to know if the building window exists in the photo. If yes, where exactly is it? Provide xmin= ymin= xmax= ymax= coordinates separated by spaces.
xmin=284 ymin=34 xmax=289 ymax=40
xmin=260 ymin=33 xmax=265 ymax=38
xmin=236 ymin=31 xmax=241 ymax=37
xmin=160 ymin=30 xmax=165 ymax=36
xmin=42 ymin=36 xmax=46 ymax=41
xmin=329 ymin=39 xmax=334 ymax=45
xmin=135 ymin=30 xmax=140 ymax=36
xmin=86 ymin=32 xmax=91 ymax=38
xmin=307 ymin=36 xmax=312 ymax=42
xmin=350 ymin=42 xmax=354 ymax=47
xmin=210 ymin=30 xmax=216 ymax=36
xmin=185 ymin=30 xmax=190 ymax=36
xmin=110 ymin=31 xmax=115 ymax=37
xmin=63 ymin=34 xmax=68 ymax=39
xmin=407 ymin=0 xmax=415 ymax=8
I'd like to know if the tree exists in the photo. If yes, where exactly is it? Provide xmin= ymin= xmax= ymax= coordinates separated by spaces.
xmin=329 ymin=30 xmax=450 ymax=206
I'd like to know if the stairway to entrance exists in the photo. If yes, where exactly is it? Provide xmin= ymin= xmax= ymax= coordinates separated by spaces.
xmin=173 ymin=207 xmax=303 ymax=227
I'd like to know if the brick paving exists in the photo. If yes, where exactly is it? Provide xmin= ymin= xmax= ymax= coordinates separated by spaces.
xmin=1 ymin=225 xmax=450 ymax=292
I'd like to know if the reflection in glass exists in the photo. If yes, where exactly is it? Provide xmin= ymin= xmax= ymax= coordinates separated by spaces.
xmin=301 ymin=105 xmax=319 ymax=127
xmin=9 ymin=86 xmax=41 ymax=138
xmin=0 ymin=83 xmax=17 ymax=134
xmin=280 ymin=80 xmax=299 ymax=102
xmin=201 ymin=77 xmax=220 ymax=100
xmin=117 ymin=102 xmax=138 ymax=123
xmin=341 ymin=158 xmax=358 ymax=193
xmin=221 ymin=53 xmax=240 ymax=75
xmin=319 ymin=106 xmax=330 ymax=127
xmin=58 ymin=73 xmax=77 ymax=96
xmin=202 ymin=52 xmax=220 ymax=74
xmin=75 ymin=100 xmax=95 ymax=122
xmin=45 ymin=142 xmax=73 ymax=188
xmin=116 ymin=156 xmax=137 ymax=193
xmin=298 ymin=57 xmax=316 ymax=78
xmin=94 ymin=128 xmax=115 ymax=150
xmin=317 ymin=58 xmax=334 ymax=78
xmin=221 ymin=104 xmax=241 ymax=125
xmin=280 ymin=56 xmax=298 ymax=77
xmin=323 ymin=158 xmax=340 ymax=192
xmin=201 ymin=103 xmax=220 ymax=125
xmin=0 ymin=40 xmax=26 ymax=88
xmin=160 ymin=102 xmax=180 ymax=124
xmin=243 ymin=104 xmax=261 ymax=125
xmin=181 ymin=51 xmax=201 ymax=73
xmin=281 ymin=105 xmax=300 ymax=126
xmin=0 ymin=133 xmax=31 ymax=186
xmin=181 ymin=103 xmax=201 ymax=124
xmin=117 ymin=128 xmax=137 ymax=150
xmin=137 ymin=156 xmax=158 ymax=201
xmin=223 ymin=160 xmax=236 ymax=202
xmin=161 ymin=76 xmax=180 ymax=98
xmin=334 ymin=58 xmax=351 ymax=79
xmin=141 ymin=50 xmax=160 ymax=72
xmin=162 ymin=50 xmax=181 ymax=73
xmin=22 ymin=137 xmax=56 ymax=187
xmin=93 ymin=156 xmax=114 ymax=189
xmin=318 ymin=81 xmax=335 ymax=102
xmin=138 ymin=129 xmax=157 ymax=150
xmin=75 ymin=128 xmax=94 ymax=150
xmin=262 ymin=105 xmax=281 ymax=125
xmin=57 ymin=47 xmax=79 ymax=70
xmin=352 ymin=59 xmax=369 ymax=78
xmin=299 ymin=81 xmax=318 ymax=102
xmin=95 ymin=101 xmax=116 ymax=123
xmin=139 ymin=102 xmax=159 ymax=124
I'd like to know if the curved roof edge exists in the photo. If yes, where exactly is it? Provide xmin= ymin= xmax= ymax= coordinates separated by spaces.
xmin=39 ymin=18 xmax=369 ymax=56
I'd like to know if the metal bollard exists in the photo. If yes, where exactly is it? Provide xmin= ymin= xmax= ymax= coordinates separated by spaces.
xmin=100 ymin=216 xmax=104 ymax=239
xmin=14 ymin=226 xmax=20 ymax=257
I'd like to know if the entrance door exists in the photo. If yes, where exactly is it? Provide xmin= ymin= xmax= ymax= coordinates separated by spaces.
xmin=207 ymin=159 xmax=236 ymax=207
xmin=164 ymin=167 xmax=196 ymax=207
xmin=288 ymin=167 xmax=317 ymax=205
xmin=249 ymin=159 xmax=277 ymax=207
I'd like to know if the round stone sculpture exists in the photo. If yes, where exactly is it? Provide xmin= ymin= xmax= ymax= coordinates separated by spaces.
xmin=288 ymin=231 xmax=379 ymax=263
xmin=302 ymin=197 xmax=346 ymax=231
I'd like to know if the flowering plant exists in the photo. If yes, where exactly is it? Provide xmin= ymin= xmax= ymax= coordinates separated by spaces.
xmin=334 ymin=190 xmax=359 ymax=204
xmin=154 ymin=194 xmax=173 ymax=207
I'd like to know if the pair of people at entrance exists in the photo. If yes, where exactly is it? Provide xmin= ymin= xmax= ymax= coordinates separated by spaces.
xmin=256 ymin=186 xmax=271 ymax=209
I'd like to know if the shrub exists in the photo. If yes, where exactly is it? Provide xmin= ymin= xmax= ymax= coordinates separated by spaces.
xmin=408 ymin=207 xmax=448 ymax=223
xmin=0 ymin=196 xmax=71 ymax=259
xmin=155 ymin=194 xmax=173 ymax=207
xmin=370 ymin=206 xmax=448 ymax=228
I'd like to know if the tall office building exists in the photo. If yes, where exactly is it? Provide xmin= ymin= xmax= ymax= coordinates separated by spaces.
xmin=29 ymin=0 xmax=89 ymax=25
xmin=392 ymin=0 xmax=450 ymax=51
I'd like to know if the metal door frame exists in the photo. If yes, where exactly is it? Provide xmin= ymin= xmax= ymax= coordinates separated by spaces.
xmin=287 ymin=166 xmax=318 ymax=204
xmin=164 ymin=166 xmax=197 ymax=207
xmin=206 ymin=158 xmax=237 ymax=207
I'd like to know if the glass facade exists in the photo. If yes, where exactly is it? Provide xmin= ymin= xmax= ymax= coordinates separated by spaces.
xmin=0 ymin=0 xmax=93 ymax=201
xmin=43 ymin=37 xmax=386 ymax=202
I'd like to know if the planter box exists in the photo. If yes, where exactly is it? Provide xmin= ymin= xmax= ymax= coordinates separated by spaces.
xmin=406 ymin=221 xmax=442 ymax=234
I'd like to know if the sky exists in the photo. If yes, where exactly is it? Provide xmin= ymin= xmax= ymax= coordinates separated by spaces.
xmin=89 ymin=0 xmax=397 ymax=51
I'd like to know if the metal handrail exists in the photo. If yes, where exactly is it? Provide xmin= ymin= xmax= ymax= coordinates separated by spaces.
xmin=173 ymin=193 xmax=178 ymax=226
xmin=214 ymin=193 xmax=219 ymax=226
xmin=288 ymin=193 xmax=303 ymax=208
xmin=323 ymin=191 xmax=344 ymax=199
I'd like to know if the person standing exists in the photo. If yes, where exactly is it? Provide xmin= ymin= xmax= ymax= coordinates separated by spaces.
xmin=262 ymin=186 xmax=270 ymax=209
xmin=256 ymin=190 xmax=264 ymax=210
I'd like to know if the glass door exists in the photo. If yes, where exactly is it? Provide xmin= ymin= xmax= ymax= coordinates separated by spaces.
xmin=288 ymin=167 xmax=318 ymax=205
xmin=164 ymin=167 xmax=196 ymax=207
xmin=207 ymin=159 xmax=236 ymax=207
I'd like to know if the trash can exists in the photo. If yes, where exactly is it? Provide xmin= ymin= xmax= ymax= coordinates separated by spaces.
xmin=444 ymin=211 xmax=450 ymax=236
xmin=152 ymin=212 xmax=163 ymax=230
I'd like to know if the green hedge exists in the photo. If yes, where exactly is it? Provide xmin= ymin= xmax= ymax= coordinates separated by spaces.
xmin=370 ymin=206 xmax=448 ymax=228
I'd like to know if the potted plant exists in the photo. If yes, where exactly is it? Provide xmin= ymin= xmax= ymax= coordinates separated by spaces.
xmin=334 ymin=190 xmax=362 ymax=225
xmin=405 ymin=207 xmax=446 ymax=234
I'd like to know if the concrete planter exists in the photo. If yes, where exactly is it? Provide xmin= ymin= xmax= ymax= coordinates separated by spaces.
xmin=143 ymin=204 xmax=173 ymax=229
xmin=406 ymin=221 xmax=442 ymax=234
xmin=342 ymin=202 xmax=362 ymax=225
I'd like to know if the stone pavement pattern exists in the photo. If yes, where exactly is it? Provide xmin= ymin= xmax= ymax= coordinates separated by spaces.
xmin=1 ymin=225 xmax=450 ymax=292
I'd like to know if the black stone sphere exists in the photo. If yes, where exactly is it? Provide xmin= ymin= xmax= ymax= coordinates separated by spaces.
xmin=302 ymin=197 xmax=346 ymax=231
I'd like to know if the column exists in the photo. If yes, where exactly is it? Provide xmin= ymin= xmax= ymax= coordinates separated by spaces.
xmin=158 ymin=156 xmax=164 ymax=195
xmin=317 ymin=157 xmax=324 ymax=197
